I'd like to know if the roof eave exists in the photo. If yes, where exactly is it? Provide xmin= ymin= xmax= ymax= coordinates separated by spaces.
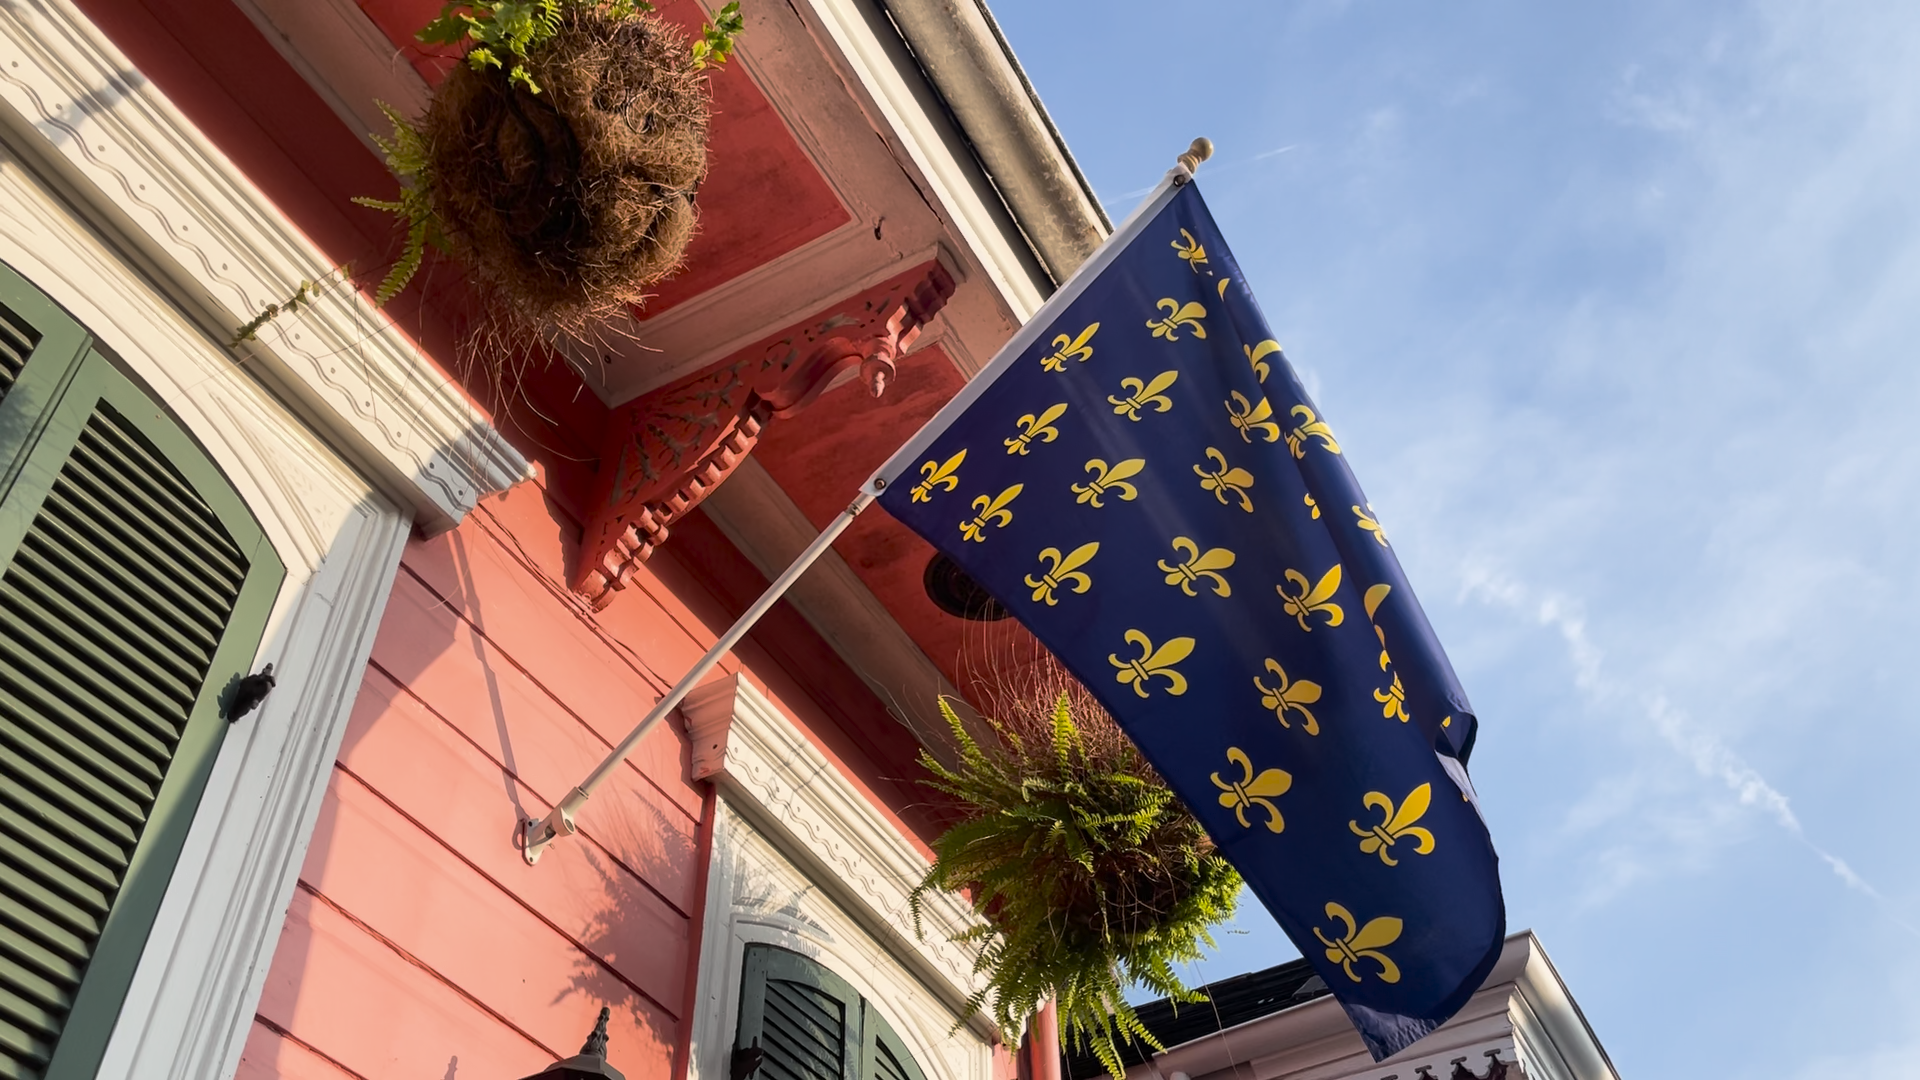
xmin=878 ymin=0 xmax=1112 ymax=285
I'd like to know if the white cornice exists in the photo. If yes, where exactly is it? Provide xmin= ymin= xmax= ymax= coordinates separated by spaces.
xmin=0 ymin=0 xmax=529 ymax=532
xmin=684 ymin=672 xmax=992 ymax=1029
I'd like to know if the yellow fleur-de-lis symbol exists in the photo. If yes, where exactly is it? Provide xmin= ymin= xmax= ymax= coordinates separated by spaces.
xmin=1253 ymin=659 xmax=1323 ymax=734
xmin=1146 ymin=299 xmax=1208 ymax=341
xmin=1374 ymin=672 xmax=1410 ymax=722
xmin=1072 ymin=457 xmax=1145 ymax=507
xmin=1194 ymin=447 xmax=1255 ymax=512
xmin=1025 ymin=542 xmax=1098 ymax=605
xmin=1349 ymin=784 xmax=1437 ymax=866
xmin=1245 ymin=339 xmax=1281 ymax=382
xmin=1041 ymin=323 xmax=1099 ymax=373
xmin=1108 ymin=370 xmax=1180 ymax=420
xmin=1364 ymin=583 xmax=1392 ymax=669
xmin=1108 ymin=629 xmax=1195 ymax=698
xmin=1004 ymin=403 xmax=1068 ymax=455
xmin=1158 ymin=537 xmax=1235 ymax=597
xmin=1226 ymin=391 xmax=1282 ymax=444
xmin=910 ymin=449 xmax=966 ymax=503
xmin=1361 ymin=582 xmax=1407 ymax=719
xmin=1211 ymin=747 xmax=1290 ymax=832
xmin=1314 ymin=903 xmax=1403 ymax=984
xmin=958 ymin=484 xmax=1022 ymax=543
xmin=1353 ymin=504 xmax=1389 ymax=547
xmin=1285 ymin=404 xmax=1341 ymax=459
xmin=1303 ymin=493 xmax=1320 ymax=519
xmin=1172 ymin=229 xmax=1208 ymax=272
xmin=1277 ymin=564 xmax=1345 ymax=631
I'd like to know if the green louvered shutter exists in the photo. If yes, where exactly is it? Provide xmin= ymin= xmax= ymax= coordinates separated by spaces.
xmin=0 ymin=263 xmax=284 ymax=1080
xmin=862 ymin=1003 xmax=928 ymax=1080
xmin=738 ymin=945 xmax=864 ymax=1080
xmin=735 ymin=945 xmax=934 ymax=1080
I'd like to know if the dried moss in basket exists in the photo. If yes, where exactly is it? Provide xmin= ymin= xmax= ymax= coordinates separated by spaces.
xmin=357 ymin=1 xmax=741 ymax=339
xmin=911 ymin=679 xmax=1241 ymax=1080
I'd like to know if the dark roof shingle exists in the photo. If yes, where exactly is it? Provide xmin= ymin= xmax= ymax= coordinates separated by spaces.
xmin=1061 ymin=958 xmax=1332 ymax=1080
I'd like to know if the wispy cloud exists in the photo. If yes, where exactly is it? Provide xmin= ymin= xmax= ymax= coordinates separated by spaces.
xmin=1459 ymin=564 xmax=1911 ymax=931
xmin=1605 ymin=64 xmax=1705 ymax=133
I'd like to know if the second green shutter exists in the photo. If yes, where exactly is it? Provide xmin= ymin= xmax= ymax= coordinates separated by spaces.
xmin=736 ymin=945 xmax=936 ymax=1080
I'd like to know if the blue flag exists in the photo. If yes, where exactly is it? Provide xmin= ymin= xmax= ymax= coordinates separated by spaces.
xmin=868 ymin=179 xmax=1504 ymax=1060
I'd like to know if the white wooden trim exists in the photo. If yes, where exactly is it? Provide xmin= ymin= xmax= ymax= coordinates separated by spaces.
xmin=0 ymin=0 xmax=530 ymax=534
xmin=0 ymin=125 xmax=414 ymax=1080
xmin=691 ymin=800 xmax=996 ymax=1080
xmin=684 ymin=672 xmax=999 ymax=1080
xmin=93 ymin=511 xmax=408 ymax=1080
xmin=0 ymin=31 xmax=472 ymax=1080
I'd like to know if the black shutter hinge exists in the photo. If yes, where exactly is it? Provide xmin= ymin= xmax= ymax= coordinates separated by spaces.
xmin=225 ymin=663 xmax=276 ymax=723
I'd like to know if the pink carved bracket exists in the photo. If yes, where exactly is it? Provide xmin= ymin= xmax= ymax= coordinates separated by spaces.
xmin=572 ymin=261 xmax=956 ymax=609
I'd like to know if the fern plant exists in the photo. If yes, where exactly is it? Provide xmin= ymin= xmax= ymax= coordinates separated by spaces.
xmin=352 ymin=102 xmax=444 ymax=305
xmin=912 ymin=692 xmax=1241 ymax=1080
xmin=419 ymin=0 xmax=741 ymax=90
xmin=419 ymin=0 xmax=566 ymax=92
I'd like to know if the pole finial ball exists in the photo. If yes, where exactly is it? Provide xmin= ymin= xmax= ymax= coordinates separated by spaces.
xmin=1177 ymin=137 xmax=1214 ymax=175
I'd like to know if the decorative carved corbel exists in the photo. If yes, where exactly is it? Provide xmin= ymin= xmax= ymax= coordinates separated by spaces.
xmin=680 ymin=674 xmax=745 ymax=781
xmin=573 ymin=261 xmax=955 ymax=609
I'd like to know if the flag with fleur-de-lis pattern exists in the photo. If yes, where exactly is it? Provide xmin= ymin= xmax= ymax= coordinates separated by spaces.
xmin=870 ymin=180 xmax=1504 ymax=1061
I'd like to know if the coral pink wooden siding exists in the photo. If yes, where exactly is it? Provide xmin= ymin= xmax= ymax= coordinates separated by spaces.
xmin=242 ymin=479 xmax=759 ymax=1080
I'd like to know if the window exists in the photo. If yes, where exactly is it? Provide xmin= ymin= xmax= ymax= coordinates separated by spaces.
xmin=735 ymin=945 xmax=932 ymax=1080
xmin=0 ymin=262 xmax=285 ymax=1080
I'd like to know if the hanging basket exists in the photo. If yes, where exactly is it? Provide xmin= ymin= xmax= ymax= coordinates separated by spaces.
xmin=423 ymin=8 xmax=708 ymax=336
xmin=912 ymin=674 xmax=1241 ymax=1080
xmin=357 ymin=3 xmax=738 ymax=343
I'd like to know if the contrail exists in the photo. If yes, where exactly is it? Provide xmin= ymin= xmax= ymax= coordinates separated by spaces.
xmin=1459 ymin=565 xmax=1915 ymax=934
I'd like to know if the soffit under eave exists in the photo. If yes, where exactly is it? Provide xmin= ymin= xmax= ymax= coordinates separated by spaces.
xmin=242 ymin=0 xmax=1060 ymax=410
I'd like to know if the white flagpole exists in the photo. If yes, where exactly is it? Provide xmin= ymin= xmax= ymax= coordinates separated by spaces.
xmin=521 ymin=138 xmax=1212 ymax=866
xmin=523 ymin=492 xmax=872 ymax=864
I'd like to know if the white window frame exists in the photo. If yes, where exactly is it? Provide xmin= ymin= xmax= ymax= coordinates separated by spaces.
xmin=0 ymin=1 xmax=529 ymax=1076
xmin=684 ymin=674 xmax=998 ymax=1080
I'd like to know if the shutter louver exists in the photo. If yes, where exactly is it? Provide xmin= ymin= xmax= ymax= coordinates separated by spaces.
xmin=735 ymin=945 xmax=934 ymax=1080
xmin=0 ymin=404 xmax=248 ymax=1080
xmin=865 ymin=1011 xmax=926 ymax=1080
xmin=762 ymin=977 xmax=851 ymax=1080
xmin=0 ymin=308 xmax=34 ymax=404
xmin=872 ymin=1034 xmax=912 ymax=1080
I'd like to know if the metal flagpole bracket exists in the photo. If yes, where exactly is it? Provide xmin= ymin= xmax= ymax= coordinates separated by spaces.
xmin=1171 ymin=137 xmax=1213 ymax=184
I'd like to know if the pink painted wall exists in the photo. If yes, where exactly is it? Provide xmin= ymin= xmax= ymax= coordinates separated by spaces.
xmin=238 ymin=473 xmax=931 ymax=1080
xmin=58 ymin=8 xmax=970 ymax=1077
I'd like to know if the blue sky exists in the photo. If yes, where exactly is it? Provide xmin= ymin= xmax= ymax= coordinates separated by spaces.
xmin=994 ymin=2 xmax=1920 ymax=1074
